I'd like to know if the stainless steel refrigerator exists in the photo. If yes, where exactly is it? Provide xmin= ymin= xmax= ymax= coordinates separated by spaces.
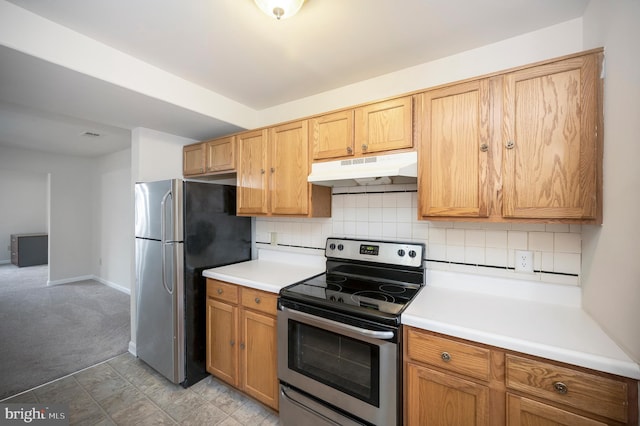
xmin=134 ymin=179 xmax=251 ymax=386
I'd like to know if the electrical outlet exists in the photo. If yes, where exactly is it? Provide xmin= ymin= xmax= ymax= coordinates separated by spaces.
xmin=515 ymin=250 xmax=534 ymax=273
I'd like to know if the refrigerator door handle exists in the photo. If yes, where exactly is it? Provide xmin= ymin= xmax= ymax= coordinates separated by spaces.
xmin=160 ymin=189 xmax=173 ymax=295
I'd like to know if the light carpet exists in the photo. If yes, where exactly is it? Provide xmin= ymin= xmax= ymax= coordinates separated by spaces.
xmin=0 ymin=264 xmax=130 ymax=400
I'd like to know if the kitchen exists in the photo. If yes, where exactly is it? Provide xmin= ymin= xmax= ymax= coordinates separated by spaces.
xmin=1 ymin=0 xmax=639 ymax=425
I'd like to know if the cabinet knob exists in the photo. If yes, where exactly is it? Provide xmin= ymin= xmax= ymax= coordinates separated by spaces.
xmin=362 ymin=144 xmax=368 ymax=151
xmin=240 ymin=343 xmax=245 ymax=350
xmin=553 ymin=381 xmax=568 ymax=395
xmin=506 ymin=140 xmax=515 ymax=149
xmin=270 ymin=167 xmax=275 ymax=173
xmin=480 ymin=143 xmax=488 ymax=152
xmin=441 ymin=352 xmax=451 ymax=362
xmin=346 ymin=146 xmax=353 ymax=154
xmin=230 ymin=340 xmax=235 ymax=346
xmin=217 ymin=288 xmax=223 ymax=295
xmin=260 ymin=169 xmax=266 ymax=174
xmin=254 ymin=297 xmax=261 ymax=304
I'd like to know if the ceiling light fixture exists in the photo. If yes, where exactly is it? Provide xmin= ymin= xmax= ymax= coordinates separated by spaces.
xmin=254 ymin=0 xmax=305 ymax=20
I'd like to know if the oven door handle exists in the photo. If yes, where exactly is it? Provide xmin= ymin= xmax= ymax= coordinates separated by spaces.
xmin=281 ymin=306 xmax=395 ymax=340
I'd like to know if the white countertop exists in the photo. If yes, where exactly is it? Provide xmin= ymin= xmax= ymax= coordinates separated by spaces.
xmin=203 ymin=248 xmax=639 ymax=380
xmin=202 ymin=247 xmax=325 ymax=293
xmin=402 ymin=270 xmax=640 ymax=380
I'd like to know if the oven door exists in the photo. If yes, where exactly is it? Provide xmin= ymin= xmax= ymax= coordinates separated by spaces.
xmin=278 ymin=301 xmax=398 ymax=426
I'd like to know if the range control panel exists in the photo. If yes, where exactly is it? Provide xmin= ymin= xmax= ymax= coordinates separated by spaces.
xmin=325 ymin=238 xmax=424 ymax=268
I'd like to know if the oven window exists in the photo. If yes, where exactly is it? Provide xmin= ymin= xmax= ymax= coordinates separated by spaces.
xmin=287 ymin=319 xmax=380 ymax=406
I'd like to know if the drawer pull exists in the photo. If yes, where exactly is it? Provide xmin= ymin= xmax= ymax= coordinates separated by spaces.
xmin=553 ymin=381 xmax=568 ymax=395
xmin=255 ymin=297 xmax=261 ymax=304
xmin=230 ymin=340 xmax=235 ymax=346
xmin=240 ymin=343 xmax=245 ymax=350
xmin=441 ymin=352 xmax=451 ymax=362
xmin=217 ymin=288 xmax=223 ymax=295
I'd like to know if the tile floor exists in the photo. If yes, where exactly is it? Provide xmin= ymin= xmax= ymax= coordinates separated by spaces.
xmin=2 ymin=353 xmax=280 ymax=426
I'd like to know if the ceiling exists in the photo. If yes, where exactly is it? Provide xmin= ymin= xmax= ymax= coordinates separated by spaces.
xmin=0 ymin=0 xmax=590 ymax=157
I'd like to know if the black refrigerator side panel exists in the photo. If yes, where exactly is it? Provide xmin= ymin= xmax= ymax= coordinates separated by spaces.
xmin=182 ymin=182 xmax=252 ymax=386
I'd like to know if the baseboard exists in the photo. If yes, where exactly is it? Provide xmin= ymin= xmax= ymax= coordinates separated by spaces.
xmin=0 ymin=260 xmax=10 ymax=265
xmin=47 ymin=274 xmax=131 ymax=296
xmin=128 ymin=341 xmax=136 ymax=357
xmin=47 ymin=275 xmax=94 ymax=286
xmin=92 ymin=276 xmax=131 ymax=295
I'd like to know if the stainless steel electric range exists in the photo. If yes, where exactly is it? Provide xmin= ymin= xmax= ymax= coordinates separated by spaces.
xmin=278 ymin=238 xmax=425 ymax=426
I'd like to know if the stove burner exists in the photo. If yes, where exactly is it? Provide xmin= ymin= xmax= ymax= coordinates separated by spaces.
xmin=380 ymin=284 xmax=407 ymax=294
xmin=352 ymin=291 xmax=395 ymax=303
xmin=325 ymin=283 xmax=343 ymax=292
xmin=325 ymin=274 xmax=347 ymax=284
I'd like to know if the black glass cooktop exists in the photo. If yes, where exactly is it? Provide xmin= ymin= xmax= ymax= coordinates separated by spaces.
xmin=280 ymin=273 xmax=422 ymax=317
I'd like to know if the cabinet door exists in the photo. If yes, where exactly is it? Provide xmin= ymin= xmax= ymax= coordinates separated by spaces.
xmin=183 ymin=143 xmax=205 ymax=176
xmin=269 ymin=120 xmax=310 ymax=215
xmin=419 ymin=80 xmax=492 ymax=218
xmin=241 ymin=309 xmax=278 ymax=410
xmin=206 ymin=298 xmax=238 ymax=387
xmin=237 ymin=129 xmax=269 ymax=215
xmin=503 ymin=54 xmax=601 ymax=220
xmin=406 ymin=362 xmax=489 ymax=426
xmin=310 ymin=110 xmax=354 ymax=160
xmin=355 ymin=96 xmax=414 ymax=154
xmin=507 ymin=394 xmax=606 ymax=426
xmin=205 ymin=136 xmax=235 ymax=173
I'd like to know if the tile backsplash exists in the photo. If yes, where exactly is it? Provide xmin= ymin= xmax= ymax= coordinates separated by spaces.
xmin=255 ymin=184 xmax=582 ymax=286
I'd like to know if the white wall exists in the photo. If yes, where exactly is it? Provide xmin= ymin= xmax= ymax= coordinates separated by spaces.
xmin=0 ymin=145 xmax=94 ymax=282
xmin=131 ymin=127 xmax=196 ymax=183
xmin=581 ymin=0 xmax=640 ymax=363
xmin=258 ymin=19 xmax=583 ymax=126
xmin=93 ymin=148 xmax=132 ymax=293
xmin=0 ymin=169 xmax=47 ymax=263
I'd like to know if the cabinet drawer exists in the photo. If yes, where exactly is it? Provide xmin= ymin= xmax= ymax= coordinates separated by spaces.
xmin=206 ymin=279 xmax=239 ymax=304
xmin=505 ymin=354 xmax=629 ymax=423
xmin=406 ymin=328 xmax=491 ymax=382
xmin=241 ymin=288 xmax=277 ymax=316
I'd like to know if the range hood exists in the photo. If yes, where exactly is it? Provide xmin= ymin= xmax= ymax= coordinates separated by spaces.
xmin=308 ymin=151 xmax=418 ymax=187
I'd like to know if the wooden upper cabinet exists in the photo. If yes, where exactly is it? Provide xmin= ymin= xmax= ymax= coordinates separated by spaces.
xmin=236 ymin=121 xmax=330 ymax=217
xmin=418 ymin=50 xmax=603 ymax=223
xmin=502 ymin=53 xmax=601 ymax=221
xmin=183 ymin=143 xmax=206 ymax=176
xmin=270 ymin=120 xmax=310 ymax=215
xmin=310 ymin=110 xmax=354 ymax=160
xmin=183 ymin=136 xmax=235 ymax=176
xmin=355 ymin=96 xmax=414 ymax=155
xmin=419 ymin=79 xmax=493 ymax=218
xmin=205 ymin=136 xmax=235 ymax=173
xmin=236 ymin=129 xmax=269 ymax=215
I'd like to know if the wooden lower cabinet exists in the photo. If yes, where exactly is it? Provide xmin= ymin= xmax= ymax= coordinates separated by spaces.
xmin=507 ymin=394 xmax=607 ymax=426
xmin=406 ymin=362 xmax=489 ymax=426
xmin=404 ymin=327 xmax=639 ymax=426
xmin=206 ymin=279 xmax=279 ymax=410
xmin=206 ymin=298 xmax=238 ymax=386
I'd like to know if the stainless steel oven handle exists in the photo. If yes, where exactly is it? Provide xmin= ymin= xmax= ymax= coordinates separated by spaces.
xmin=281 ymin=306 xmax=395 ymax=340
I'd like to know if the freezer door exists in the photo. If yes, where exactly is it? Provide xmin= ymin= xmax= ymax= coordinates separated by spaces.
xmin=135 ymin=179 xmax=183 ymax=242
xmin=135 ymin=237 xmax=185 ymax=384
